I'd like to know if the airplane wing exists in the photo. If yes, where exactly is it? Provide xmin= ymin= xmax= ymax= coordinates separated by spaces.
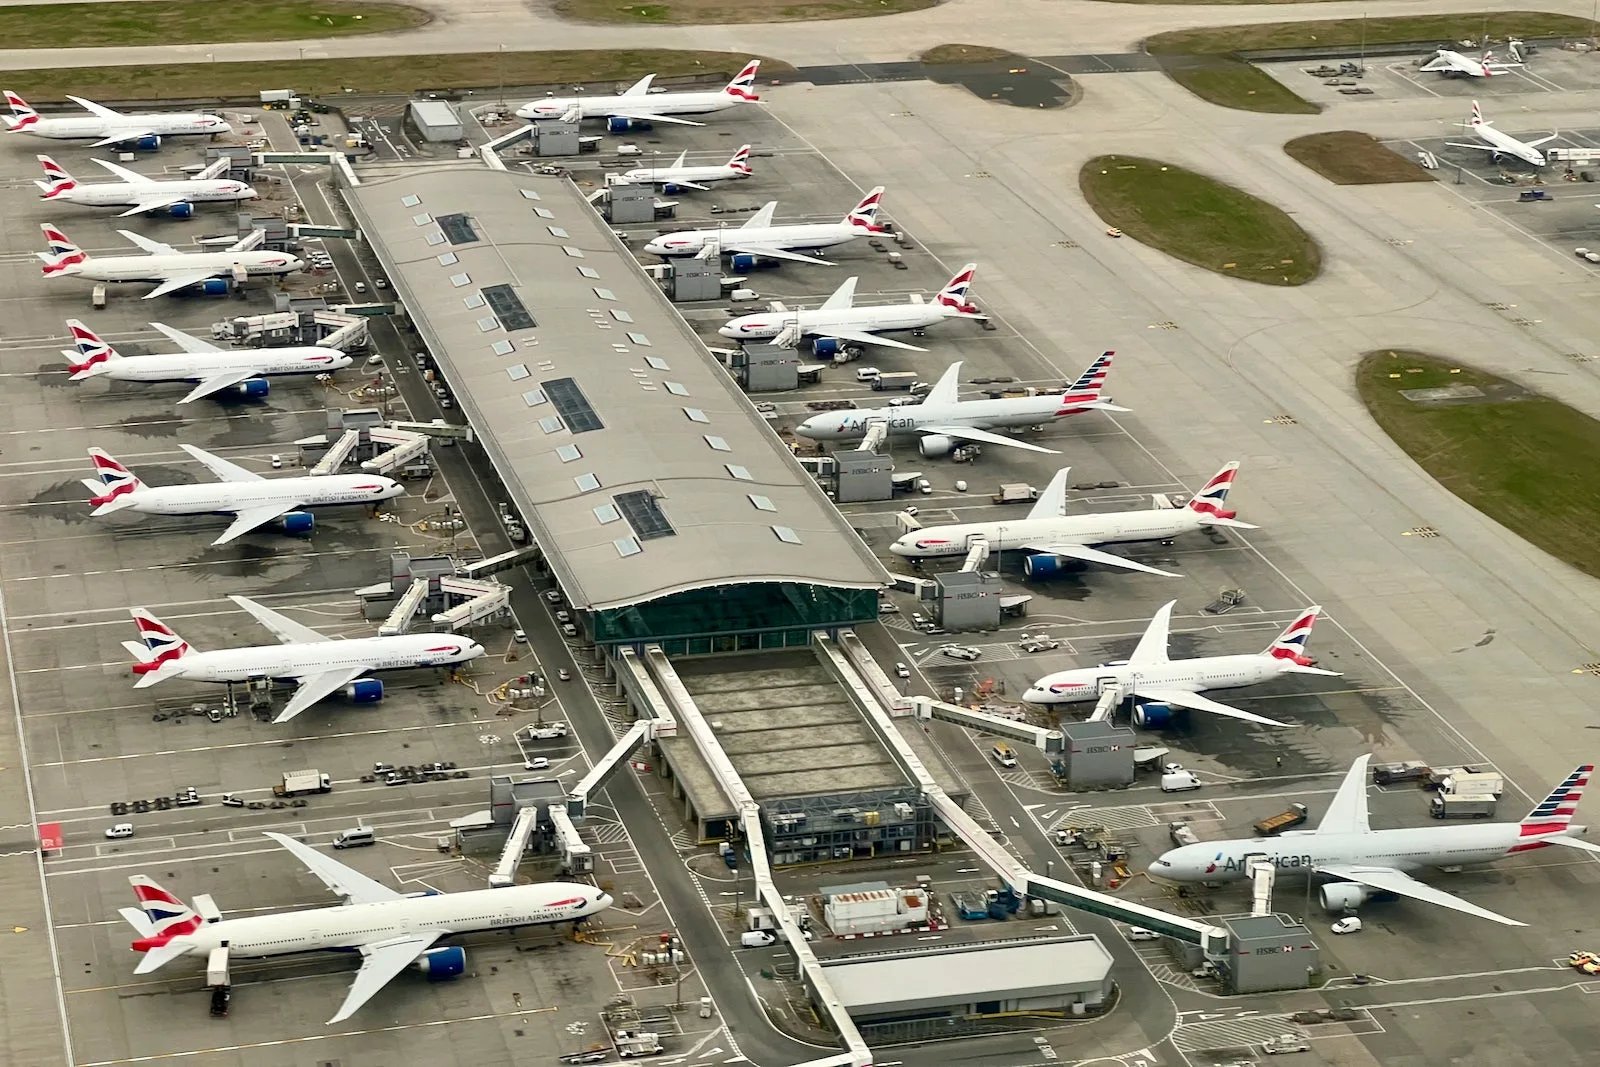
xmin=1314 ymin=754 xmax=1373 ymax=835
xmin=143 ymin=271 xmax=220 ymax=300
xmin=67 ymin=95 xmax=127 ymax=121
xmin=1534 ymin=835 xmax=1600 ymax=856
xmin=604 ymin=109 xmax=705 ymax=127
xmin=228 ymin=593 xmax=330 ymax=644
xmin=179 ymin=443 xmax=263 ymax=483
xmin=720 ymin=242 xmax=834 ymax=266
xmin=149 ymin=321 xmax=223 ymax=354
xmin=178 ymin=368 xmax=261 ymax=404
xmin=210 ymin=503 xmax=299 ymax=546
xmin=1133 ymin=686 xmax=1295 ymax=728
xmin=916 ymin=424 xmax=1058 ymax=454
xmin=329 ymin=935 xmax=441 ymax=1024
xmin=1444 ymin=142 xmax=1500 ymax=152
xmin=89 ymin=157 xmax=153 ymax=184
xmin=115 ymin=229 xmax=177 ymax=255
xmin=665 ymin=178 xmax=709 ymax=191
xmin=1018 ymin=539 xmax=1180 ymax=578
xmin=90 ymin=129 xmax=157 ymax=148
xmin=117 ymin=194 xmax=189 ymax=218
xmin=1528 ymin=133 xmax=1561 ymax=147
xmin=818 ymin=327 xmax=925 ymax=352
xmin=819 ymin=277 xmax=858 ymax=312
xmin=264 ymin=832 xmax=403 ymax=904
xmin=1128 ymin=600 xmax=1175 ymax=665
xmin=742 ymin=202 xmax=778 ymax=229
xmin=1027 ymin=468 xmax=1072 ymax=521
xmin=275 ymin=666 xmax=371 ymax=724
xmin=1316 ymin=863 xmax=1525 ymax=926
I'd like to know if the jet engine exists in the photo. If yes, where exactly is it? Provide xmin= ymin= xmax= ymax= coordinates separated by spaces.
xmin=812 ymin=338 xmax=844 ymax=359
xmin=345 ymin=679 xmax=384 ymax=703
xmin=231 ymin=377 xmax=270 ymax=398
xmin=1022 ymin=554 xmax=1083 ymax=579
xmin=1320 ymin=882 xmax=1371 ymax=913
xmin=198 ymin=279 xmax=231 ymax=296
xmin=662 ymin=183 xmax=687 ymax=195
xmin=276 ymin=511 xmax=314 ymax=534
xmin=918 ymin=434 xmax=955 ymax=458
xmin=413 ymin=946 xmax=466 ymax=979
xmin=166 ymin=202 xmax=195 ymax=219
xmin=1132 ymin=702 xmax=1176 ymax=729
xmin=606 ymin=116 xmax=652 ymax=133
xmin=122 ymin=134 xmax=161 ymax=151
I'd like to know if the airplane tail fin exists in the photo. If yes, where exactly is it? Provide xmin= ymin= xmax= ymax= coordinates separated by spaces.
xmin=844 ymin=185 xmax=886 ymax=233
xmin=39 ymin=223 xmax=86 ymax=275
xmin=723 ymin=60 xmax=761 ymax=101
xmin=1185 ymin=461 xmax=1256 ymax=528
xmin=127 ymin=607 xmax=194 ymax=677
xmin=126 ymin=876 xmax=203 ymax=970
xmin=64 ymin=319 xmax=121 ymax=377
xmin=3 ymin=89 xmax=38 ymax=131
xmin=1519 ymin=765 xmax=1593 ymax=836
xmin=35 ymin=155 xmax=76 ymax=196
xmin=86 ymin=448 xmax=143 ymax=511
xmin=727 ymin=144 xmax=753 ymax=174
xmin=1026 ymin=468 xmax=1072 ymax=521
xmin=1470 ymin=100 xmax=1487 ymax=126
xmin=934 ymin=263 xmax=983 ymax=315
xmin=1263 ymin=606 xmax=1326 ymax=668
xmin=1058 ymin=351 xmax=1126 ymax=412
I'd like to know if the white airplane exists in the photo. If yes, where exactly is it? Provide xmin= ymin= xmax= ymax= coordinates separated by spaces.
xmin=795 ymin=353 xmax=1125 ymax=457
xmin=4 ymin=89 xmax=231 ymax=146
xmin=1022 ymin=601 xmax=1339 ymax=728
xmin=620 ymin=144 xmax=752 ymax=190
xmin=35 ymin=154 xmax=256 ymax=218
xmin=718 ymin=265 xmax=985 ymax=353
xmin=643 ymin=187 xmax=886 ymax=266
xmin=514 ymin=60 xmax=760 ymax=127
xmin=39 ymin=223 xmax=302 ymax=299
xmin=1419 ymin=48 xmax=1521 ymax=77
xmin=121 ymin=832 xmax=611 ymax=1023
xmin=1447 ymin=100 xmax=1557 ymax=167
xmin=61 ymin=319 xmax=349 ymax=402
xmin=1151 ymin=756 xmax=1600 ymax=927
xmin=83 ymin=444 xmax=403 ymax=547
xmin=123 ymin=595 xmax=485 ymax=723
xmin=889 ymin=462 xmax=1255 ymax=578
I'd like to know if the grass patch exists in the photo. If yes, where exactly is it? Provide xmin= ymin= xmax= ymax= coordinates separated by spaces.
xmin=1145 ymin=12 xmax=1598 ymax=55
xmin=1357 ymin=350 xmax=1600 ymax=578
xmin=1286 ymin=131 xmax=1435 ymax=184
xmin=920 ymin=44 xmax=1019 ymax=64
xmin=553 ymin=0 xmax=934 ymax=24
xmin=3 ymin=50 xmax=792 ymax=103
xmin=1158 ymin=54 xmax=1318 ymax=114
xmin=1079 ymin=155 xmax=1321 ymax=286
xmin=0 ymin=0 xmax=426 ymax=48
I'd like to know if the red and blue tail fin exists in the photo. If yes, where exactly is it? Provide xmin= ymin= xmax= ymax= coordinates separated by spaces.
xmin=1265 ymin=607 xmax=1322 ymax=665
xmin=128 ymin=608 xmax=193 ymax=675
xmin=64 ymin=319 xmax=119 ymax=377
xmin=85 ymin=448 xmax=143 ymax=509
xmin=3 ymin=89 xmax=38 ymax=131
xmin=727 ymin=144 xmax=752 ymax=174
xmin=723 ymin=60 xmax=761 ymax=101
xmin=934 ymin=263 xmax=981 ymax=314
xmin=35 ymin=155 xmax=75 ymax=197
xmin=845 ymin=186 xmax=886 ymax=232
xmin=126 ymin=876 xmax=203 ymax=967
xmin=39 ymin=223 xmax=85 ymax=274
xmin=1521 ymin=765 xmax=1591 ymax=833
xmin=1055 ymin=351 xmax=1126 ymax=414
xmin=1184 ymin=462 xmax=1258 ymax=530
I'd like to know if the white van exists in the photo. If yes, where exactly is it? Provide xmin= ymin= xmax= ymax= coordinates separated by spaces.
xmin=855 ymin=366 xmax=881 ymax=382
xmin=991 ymin=743 xmax=1018 ymax=769
xmin=332 ymin=826 xmax=376 ymax=849
xmin=1161 ymin=769 xmax=1203 ymax=793
xmin=740 ymin=930 xmax=777 ymax=948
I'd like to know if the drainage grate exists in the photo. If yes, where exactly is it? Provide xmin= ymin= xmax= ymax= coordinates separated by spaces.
xmin=1484 ymin=301 xmax=1515 ymax=311
xmin=1054 ymin=240 xmax=1079 ymax=249
xmin=1265 ymin=415 xmax=1298 ymax=425
xmin=1403 ymin=526 xmax=1440 ymax=538
xmin=1577 ymin=663 xmax=1600 ymax=676
xmin=1511 ymin=317 xmax=1540 ymax=327
xmin=1148 ymin=321 xmax=1179 ymax=330
xmin=1567 ymin=353 xmax=1596 ymax=363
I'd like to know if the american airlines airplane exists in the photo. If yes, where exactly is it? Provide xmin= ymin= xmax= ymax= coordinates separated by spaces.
xmin=1419 ymin=48 xmax=1521 ymax=77
xmin=39 ymin=223 xmax=302 ymax=298
xmin=122 ymin=832 xmax=611 ymax=1023
xmin=515 ymin=60 xmax=760 ymax=127
xmin=1022 ymin=601 xmax=1338 ymax=728
xmin=889 ymin=462 xmax=1254 ymax=578
xmin=61 ymin=319 xmax=348 ymax=403
xmin=620 ymin=144 xmax=752 ymax=190
xmin=4 ymin=90 xmax=231 ymax=146
xmin=83 ymin=444 xmax=403 ymax=546
xmin=642 ymin=187 xmax=886 ymax=266
xmin=719 ymin=265 xmax=985 ymax=352
xmin=1151 ymin=755 xmax=1600 ymax=927
xmin=795 ymin=354 xmax=1124 ymax=457
xmin=1446 ymin=100 xmax=1557 ymax=167
xmin=35 ymin=154 xmax=257 ymax=217
xmin=122 ymin=595 xmax=485 ymax=722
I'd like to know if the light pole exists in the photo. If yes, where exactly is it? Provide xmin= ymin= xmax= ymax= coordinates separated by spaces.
xmin=498 ymin=44 xmax=507 ymax=109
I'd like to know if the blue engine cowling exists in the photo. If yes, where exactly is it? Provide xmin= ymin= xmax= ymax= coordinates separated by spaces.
xmin=729 ymin=253 xmax=757 ymax=272
xmin=606 ymin=116 xmax=634 ymax=133
xmin=812 ymin=337 xmax=843 ymax=358
xmin=662 ymin=182 xmax=685 ymax=195
xmin=1132 ymin=702 xmax=1176 ymax=729
xmin=1023 ymin=553 xmax=1080 ymax=579
xmin=166 ymin=202 xmax=195 ymax=219
xmin=414 ymin=946 xmax=465 ymax=980
xmin=231 ymin=377 xmax=270 ymax=398
xmin=345 ymin=678 xmax=384 ymax=703
xmin=121 ymin=134 xmax=161 ymax=151
xmin=200 ymin=278 xmax=231 ymax=295
xmin=276 ymin=510 xmax=314 ymax=534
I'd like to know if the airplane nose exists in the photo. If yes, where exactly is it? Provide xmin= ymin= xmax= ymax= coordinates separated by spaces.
xmin=1023 ymin=686 xmax=1049 ymax=703
xmin=888 ymin=540 xmax=912 ymax=557
xmin=717 ymin=324 xmax=738 ymax=338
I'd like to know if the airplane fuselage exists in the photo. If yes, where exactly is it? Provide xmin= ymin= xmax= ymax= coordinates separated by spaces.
xmin=18 ymin=114 xmax=228 ymax=141
xmin=623 ymin=164 xmax=746 ymax=186
xmin=797 ymin=394 xmax=1089 ymax=443
xmin=1468 ymin=121 xmax=1547 ymax=166
xmin=723 ymin=303 xmax=952 ymax=342
xmin=86 ymin=349 xmax=349 ymax=383
xmin=1026 ymin=654 xmax=1287 ymax=705
xmin=645 ymin=222 xmax=862 ymax=258
xmin=50 ymin=179 xmax=256 ymax=209
xmin=1154 ymin=824 xmax=1586 ymax=882
xmin=892 ymin=509 xmax=1204 ymax=559
xmin=50 ymin=251 xmax=301 ymax=284
xmin=156 ymin=633 xmax=482 ymax=685
xmin=142 ymin=883 xmax=610 ymax=961
xmin=115 ymin=474 xmax=401 ymax=517
xmin=517 ymin=90 xmax=740 ymax=122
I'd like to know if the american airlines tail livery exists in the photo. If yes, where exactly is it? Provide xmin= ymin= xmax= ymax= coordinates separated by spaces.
xmin=122 ymin=832 xmax=611 ymax=1023
xmin=1152 ymin=755 xmax=1600 ymax=926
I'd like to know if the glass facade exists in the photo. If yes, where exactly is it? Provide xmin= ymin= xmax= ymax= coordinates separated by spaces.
xmin=592 ymin=583 xmax=878 ymax=653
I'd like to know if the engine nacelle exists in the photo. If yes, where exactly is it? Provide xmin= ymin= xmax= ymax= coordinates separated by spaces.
xmin=606 ymin=116 xmax=636 ymax=133
xmin=276 ymin=510 xmax=314 ymax=534
xmin=1132 ymin=702 xmax=1175 ymax=729
xmin=812 ymin=337 xmax=843 ymax=358
xmin=729 ymin=253 xmax=758 ymax=273
xmin=166 ymin=202 xmax=195 ymax=219
xmin=918 ymin=434 xmax=955 ymax=458
xmin=1320 ymin=882 xmax=1372 ymax=913
xmin=662 ymin=182 xmax=686 ymax=196
xmin=413 ymin=945 xmax=465 ymax=979
xmin=125 ymin=134 xmax=161 ymax=151
xmin=199 ymin=278 xmax=231 ymax=296
xmin=1022 ymin=553 xmax=1081 ymax=579
xmin=345 ymin=678 xmax=384 ymax=703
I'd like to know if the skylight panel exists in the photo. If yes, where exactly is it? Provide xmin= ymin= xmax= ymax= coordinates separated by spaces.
xmin=575 ymin=473 xmax=601 ymax=493
xmin=609 ymin=309 xmax=634 ymax=323
xmin=613 ymin=490 xmax=674 ymax=540
xmin=749 ymin=495 xmax=776 ymax=512
xmin=543 ymin=377 xmax=603 ymax=433
xmin=614 ymin=536 xmax=642 ymax=558
xmin=704 ymin=435 xmax=730 ymax=452
xmin=772 ymin=526 xmax=802 ymax=544
xmin=683 ymin=408 xmax=709 ymax=423
xmin=664 ymin=381 xmax=688 ymax=396
xmin=725 ymin=464 xmax=752 ymax=480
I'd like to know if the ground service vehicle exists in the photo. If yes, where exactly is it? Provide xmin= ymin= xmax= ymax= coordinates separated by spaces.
xmin=275 ymin=769 xmax=332 ymax=797
xmin=1254 ymin=803 xmax=1309 ymax=836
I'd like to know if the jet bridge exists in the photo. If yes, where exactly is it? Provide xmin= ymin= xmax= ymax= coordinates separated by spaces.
xmin=430 ymin=575 xmax=510 ymax=630
xmin=548 ymin=804 xmax=593 ymax=875
xmin=310 ymin=428 xmax=361 ymax=475
xmin=489 ymin=805 xmax=542 ymax=888
xmin=362 ymin=426 xmax=430 ymax=474
xmin=909 ymin=696 xmax=1064 ymax=754
xmin=828 ymin=630 xmax=1229 ymax=954
xmin=379 ymin=577 xmax=429 ymax=636
xmin=462 ymin=546 xmax=540 ymax=579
